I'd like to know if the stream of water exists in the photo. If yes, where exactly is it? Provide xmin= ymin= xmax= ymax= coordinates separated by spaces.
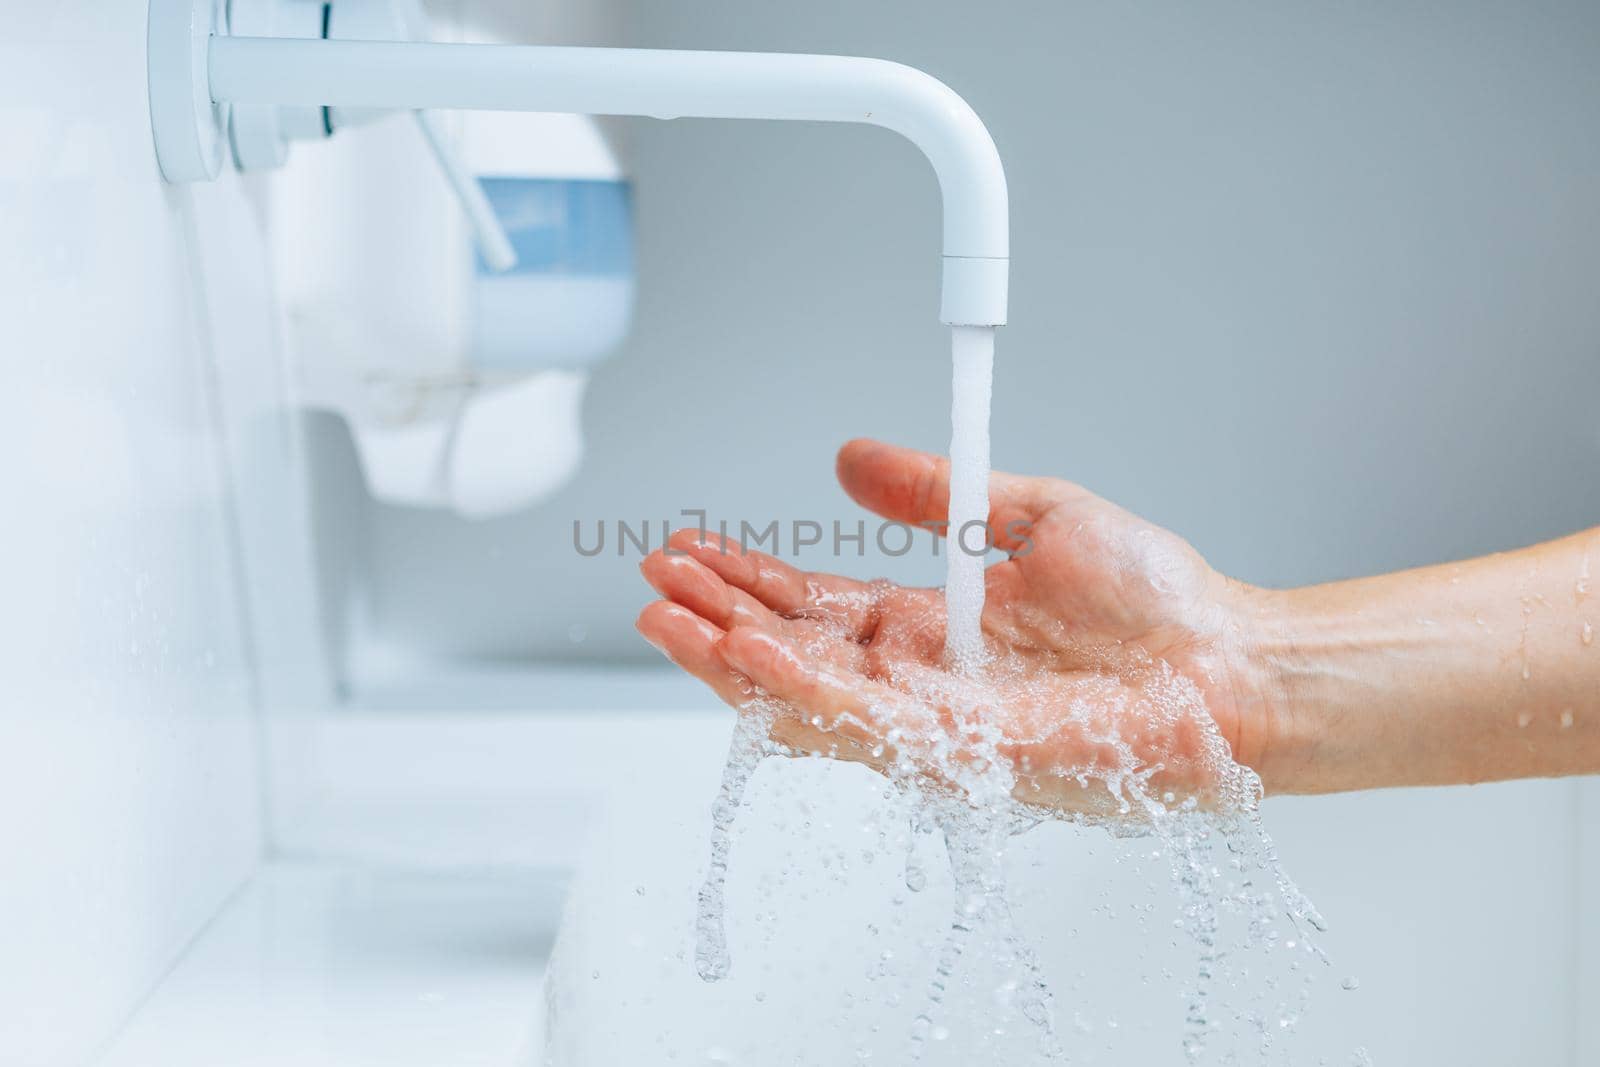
xmin=943 ymin=325 xmax=997 ymax=673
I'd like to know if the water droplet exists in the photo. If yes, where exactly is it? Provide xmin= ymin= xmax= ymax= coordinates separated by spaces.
xmin=1517 ymin=712 xmax=1533 ymax=729
xmin=1341 ymin=976 xmax=1360 ymax=991
xmin=1560 ymin=709 xmax=1575 ymax=730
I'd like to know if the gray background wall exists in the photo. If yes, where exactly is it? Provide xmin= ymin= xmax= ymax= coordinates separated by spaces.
xmin=329 ymin=0 xmax=1600 ymax=668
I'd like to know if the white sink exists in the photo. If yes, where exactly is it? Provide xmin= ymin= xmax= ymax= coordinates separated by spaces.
xmin=97 ymin=668 xmax=1597 ymax=1065
xmin=540 ymin=718 xmax=1590 ymax=1066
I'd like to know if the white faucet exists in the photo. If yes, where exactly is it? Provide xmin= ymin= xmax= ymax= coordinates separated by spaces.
xmin=148 ymin=0 xmax=1009 ymax=326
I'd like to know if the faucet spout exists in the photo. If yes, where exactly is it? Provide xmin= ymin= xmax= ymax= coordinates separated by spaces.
xmin=206 ymin=37 xmax=1010 ymax=326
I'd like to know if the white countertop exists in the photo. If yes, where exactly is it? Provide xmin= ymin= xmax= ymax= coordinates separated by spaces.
xmin=99 ymin=863 xmax=566 ymax=1067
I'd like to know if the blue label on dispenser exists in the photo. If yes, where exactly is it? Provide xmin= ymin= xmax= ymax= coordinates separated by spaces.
xmin=475 ymin=177 xmax=634 ymax=277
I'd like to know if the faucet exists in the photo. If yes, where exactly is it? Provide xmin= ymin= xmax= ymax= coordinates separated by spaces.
xmin=147 ymin=0 xmax=1010 ymax=327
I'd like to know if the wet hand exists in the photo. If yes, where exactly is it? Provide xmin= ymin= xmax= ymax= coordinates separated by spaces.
xmin=636 ymin=439 xmax=1276 ymax=816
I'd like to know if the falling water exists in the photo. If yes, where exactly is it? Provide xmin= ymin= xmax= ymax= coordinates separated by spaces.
xmin=694 ymin=704 xmax=774 ymax=982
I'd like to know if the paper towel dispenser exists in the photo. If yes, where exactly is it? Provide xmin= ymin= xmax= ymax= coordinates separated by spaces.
xmin=277 ymin=107 xmax=633 ymax=519
xmin=219 ymin=0 xmax=634 ymax=518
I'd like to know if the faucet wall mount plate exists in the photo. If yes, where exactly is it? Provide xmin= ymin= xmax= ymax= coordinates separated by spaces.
xmin=148 ymin=0 xmax=229 ymax=182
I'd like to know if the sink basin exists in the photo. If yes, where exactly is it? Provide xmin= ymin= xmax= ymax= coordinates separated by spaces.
xmin=97 ymin=669 xmax=1594 ymax=1065
xmin=541 ymin=711 xmax=1588 ymax=1065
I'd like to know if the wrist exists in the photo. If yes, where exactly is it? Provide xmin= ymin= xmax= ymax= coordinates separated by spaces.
xmin=1231 ymin=577 xmax=1443 ymax=796
xmin=1215 ymin=532 xmax=1600 ymax=796
xmin=1221 ymin=582 xmax=1328 ymax=796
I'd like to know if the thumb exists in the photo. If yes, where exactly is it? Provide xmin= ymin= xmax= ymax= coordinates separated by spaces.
xmin=834 ymin=439 xmax=1069 ymax=552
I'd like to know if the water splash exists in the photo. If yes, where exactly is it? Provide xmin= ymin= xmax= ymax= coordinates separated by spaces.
xmin=693 ymin=660 xmax=1327 ymax=1061
xmin=695 ymin=702 xmax=775 ymax=982
xmin=689 ymin=325 xmax=1330 ymax=1060
xmin=904 ymin=797 xmax=1066 ymax=1062
xmin=904 ymin=810 xmax=930 ymax=893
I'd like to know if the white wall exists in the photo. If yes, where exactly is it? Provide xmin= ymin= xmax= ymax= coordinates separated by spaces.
xmin=0 ymin=3 xmax=323 ymax=1063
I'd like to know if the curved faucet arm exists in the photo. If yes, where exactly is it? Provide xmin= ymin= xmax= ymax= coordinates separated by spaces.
xmin=206 ymin=37 xmax=1010 ymax=325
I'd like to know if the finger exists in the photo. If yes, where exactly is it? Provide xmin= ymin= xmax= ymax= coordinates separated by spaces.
xmin=641 ymin=549 xmax=873 ymax=676
xmin=717 ymin=626 xmax=938 ymax=757
xmin=639 ymin=550 xmax=782 ymax=635
xmin=666 ymin=527 xmax=882 ymax=640
xmin=835 ymin=438 xmax=1074 ymax=552
xmin=636 ymin=604 xmax=883 ymax=768
xmin=635 ymin=601 xmax=754 ymax=709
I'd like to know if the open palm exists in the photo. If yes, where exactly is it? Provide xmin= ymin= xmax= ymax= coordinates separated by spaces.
xmin=637 ymin=440 xmax=1273 ymax=816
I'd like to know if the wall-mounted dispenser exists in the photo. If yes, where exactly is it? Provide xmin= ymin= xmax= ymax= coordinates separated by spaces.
xmin=208 ymin=0 xmax=635 ymax=517
xmin=277 ymin=103 xmax=633 ymax=517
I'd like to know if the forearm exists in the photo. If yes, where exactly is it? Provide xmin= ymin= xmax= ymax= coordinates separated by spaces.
xmin=1246 ymin=529 xmax=1600 ymax=795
